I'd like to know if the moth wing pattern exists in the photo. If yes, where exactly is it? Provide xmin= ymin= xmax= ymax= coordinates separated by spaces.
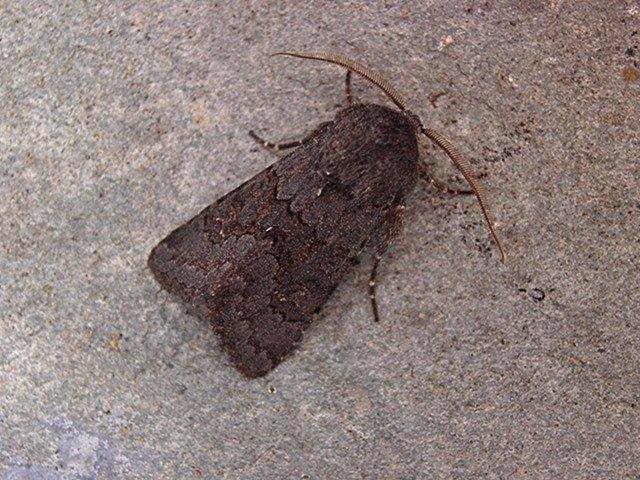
xmin=149 ymin=104 xmax=420 ymax=377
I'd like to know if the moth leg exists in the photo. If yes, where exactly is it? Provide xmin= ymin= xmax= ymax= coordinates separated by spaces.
xmin=248 ymin=122 xmax=331 ymax=153
xmin=419 ymin=162 xmax=472 ymax=195
xmin=366 ymin=203 xmax=406 ymax=322
xmin=345 ymin=69 xmax=354 ymax=104
xmin=248 ymin=131 xmax=306 ymax=152
xmin=368 ymin=255 xmax=382 ymax=322
xmin=423 ymin=173 xmax=473 ymax=195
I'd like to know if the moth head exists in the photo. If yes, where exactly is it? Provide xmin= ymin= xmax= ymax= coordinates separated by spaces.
xmin=403 ymin=110 xmax=423 ymax=135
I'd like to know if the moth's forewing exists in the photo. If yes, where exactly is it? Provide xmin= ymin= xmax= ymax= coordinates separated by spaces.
xmin=149 ymin=104 xmax=419 ymax=377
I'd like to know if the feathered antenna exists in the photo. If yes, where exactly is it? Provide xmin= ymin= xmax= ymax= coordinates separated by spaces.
xmin=421 ymin=127 xmax=506 ymax=261
xmin=271 ymin=51 xmax=408 ymax=111
xmin=272 ymin=50 xmax=506 ymax=261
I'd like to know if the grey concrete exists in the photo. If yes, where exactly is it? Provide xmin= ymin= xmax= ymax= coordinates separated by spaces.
xmin=1 ymin=1 xmax=638 ymax=479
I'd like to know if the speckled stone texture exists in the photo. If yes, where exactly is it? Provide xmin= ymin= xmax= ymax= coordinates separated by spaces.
xmin=1 ymin=1 xmax=638 ymax=479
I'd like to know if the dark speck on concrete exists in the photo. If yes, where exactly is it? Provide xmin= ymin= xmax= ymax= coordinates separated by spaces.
xmin=530 ymin=288 xmax=546 ymax=301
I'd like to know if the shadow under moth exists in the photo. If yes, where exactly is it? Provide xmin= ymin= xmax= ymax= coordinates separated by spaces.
xmin=148 ymin=51 xmax=506 ymax=378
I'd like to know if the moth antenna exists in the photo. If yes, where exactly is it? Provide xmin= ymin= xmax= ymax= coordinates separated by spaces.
xmin=271 ymin=51 xmax=409 ymax=112
xmin=422 ymin=127 xmax=507 ymax=262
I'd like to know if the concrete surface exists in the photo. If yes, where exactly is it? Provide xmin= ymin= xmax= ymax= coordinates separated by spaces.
xmin=1 ymin=1 xmax=638 ymax=479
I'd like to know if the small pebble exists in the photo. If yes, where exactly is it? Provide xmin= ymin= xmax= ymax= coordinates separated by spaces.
xmin=530 ymin=288 xmax=545 ymax=301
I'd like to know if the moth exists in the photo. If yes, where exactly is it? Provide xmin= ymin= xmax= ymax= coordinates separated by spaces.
xmin=148 ymin=52 xmax=505 ymax=378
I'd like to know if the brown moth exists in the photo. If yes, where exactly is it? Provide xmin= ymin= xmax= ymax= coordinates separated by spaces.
xmin=148 ymin=52 xmax=505 ymax=378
